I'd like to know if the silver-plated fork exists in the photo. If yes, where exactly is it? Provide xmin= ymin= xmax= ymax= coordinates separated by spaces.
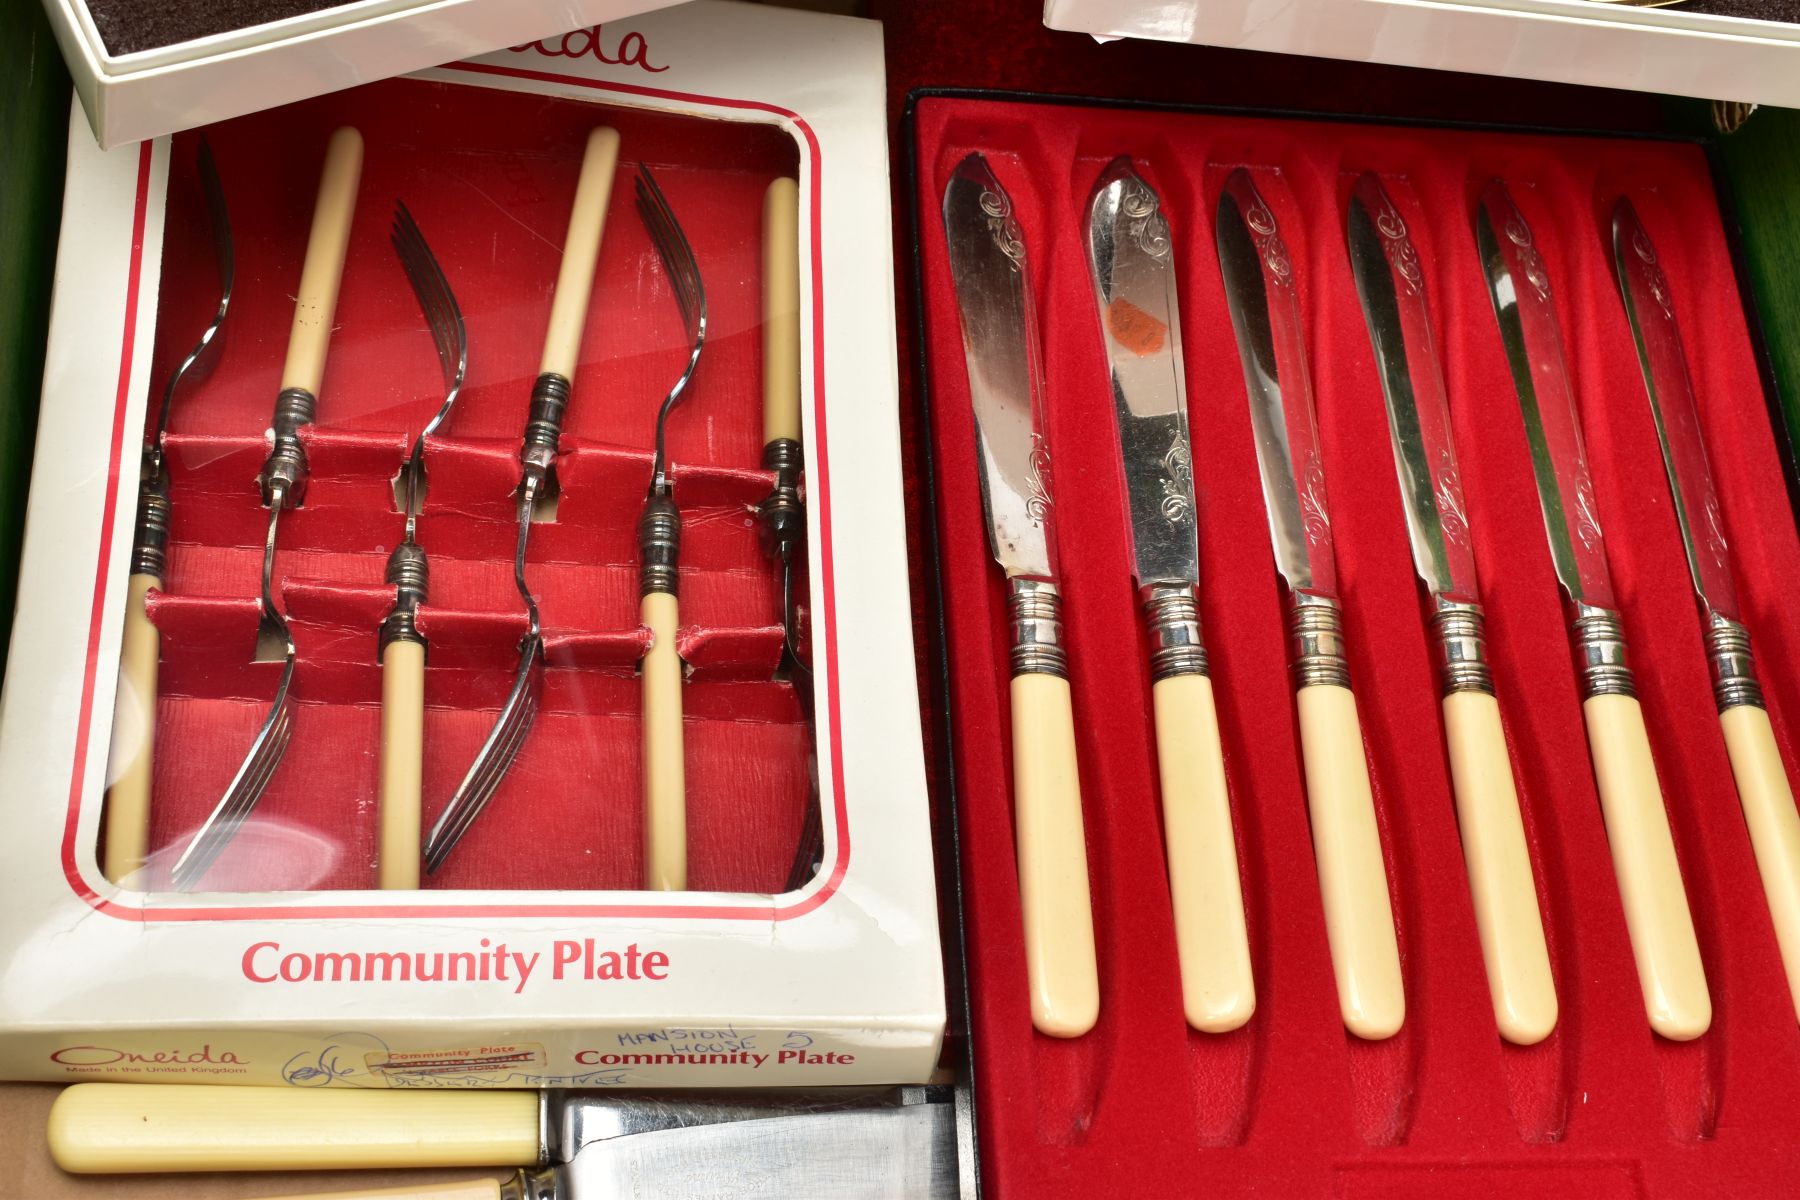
xmin=169 ymin=125 xmax=364 ymax=890
xmin=635 ymin=165 xmax=707 ymax=891
xmin=419 ymin=126 xmax=621 ymax=875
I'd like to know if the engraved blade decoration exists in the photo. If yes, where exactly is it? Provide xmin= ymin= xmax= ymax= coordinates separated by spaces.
xmin=1346 ymin=173 xmax=1481 ymax=605
xmin=1215 ymin=168 xmax=1338 ymax=599
xmin=943 ymin=153 xmax=1057 ymax=581
xmin=1476 ymin=181 xmax=1617 ymax=612
xmin=1084 ymin=158 xmax=1199 ymax=589
xmin=1611 ymin=198 xmax=1741 ymax=624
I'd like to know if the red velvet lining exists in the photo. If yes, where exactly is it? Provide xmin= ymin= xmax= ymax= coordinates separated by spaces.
xmin=119 ymin=76 xmax=807 ymax=895
xmin=914 ymin=97 xmax=1800 ymax=1194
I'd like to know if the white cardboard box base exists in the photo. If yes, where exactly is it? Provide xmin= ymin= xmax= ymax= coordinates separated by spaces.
xmin=0 ymin=1 xmax=944 ymax=1090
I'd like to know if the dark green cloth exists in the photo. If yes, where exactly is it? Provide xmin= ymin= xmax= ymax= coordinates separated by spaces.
xmin=0 ymin=0 xmax=71 ymax=680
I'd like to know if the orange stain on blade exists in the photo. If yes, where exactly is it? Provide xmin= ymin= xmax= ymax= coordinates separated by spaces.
xmin=1108 ymin=296 xmax=1166 ymax=356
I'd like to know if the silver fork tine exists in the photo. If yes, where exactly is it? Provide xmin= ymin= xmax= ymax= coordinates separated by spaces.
xmin=389 ymin=202 xmax=465 ymax=523
xmin=169 ymin=659 xmax=294 ymax=889
xmin=422 ymin=488 xmax=545 ymax=873
xmin=636 ymin=166 xmax=706 ymax=492
xmin=391 ymin=201 xmax=466 ymax=426
xmin=422 ymin=637 xmax=541 ymax=873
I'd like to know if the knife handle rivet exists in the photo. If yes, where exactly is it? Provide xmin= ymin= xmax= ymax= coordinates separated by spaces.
xmin=1141 ymin=582 xmax=1208 ymax=682
xmin=1706 ymin=614 xmax=1765 ymax=711
xmin=1009 ymin=577 xmax=1069 ymax=679
xmin=1571 ymin=605 xmax=1636 ymax=700
xmin=1431 ymin=600 xmax=1495 ymax=697
xmin=1288 ymin=593 xmax=1350 ymax=690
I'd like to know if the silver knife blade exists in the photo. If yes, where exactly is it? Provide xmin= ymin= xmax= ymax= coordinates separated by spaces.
xmin=548 ymin=1089 xmax=902 ymax=1161
xmin=1346 ymin=173 xmax=1482 ymax=606
xmin=1611 ymin=198 xmax=1742 ymax=624
xmin=1083 ymin=157 xmax=1199 ymax=589
xmin=942 ymin=153 xmax=1057 ymax=582
xmin=1476 ymin=180 xmax=1618 ymax=612
xmin=563 ymin=1104 xmax=956 ymax=1199
xmin=1215 ymin=168 xmax=1338 ymax=599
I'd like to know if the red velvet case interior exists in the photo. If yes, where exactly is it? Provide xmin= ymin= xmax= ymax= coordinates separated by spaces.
xmin=122 ymin=76 xmax=808 ymax=894
xmin=913 ymin=96 xmax=1800 ymax=1195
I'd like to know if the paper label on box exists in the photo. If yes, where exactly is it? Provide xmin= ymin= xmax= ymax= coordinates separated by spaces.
xmin=364 ymin=1043 xmax=548 ymax=1085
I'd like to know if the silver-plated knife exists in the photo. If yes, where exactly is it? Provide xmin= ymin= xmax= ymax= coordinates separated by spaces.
xmin=943 ymin=153 xmax=1099 ymax=1038
xmin=1346 ymin=172 xmax=1556 ymax=1045
xmin=1215 ymin=167 xmax=1399 ymax=1040
xmin=1477 ymin=181 xmax=1708 ymax=1040
xmin=1613 ymin=196 xmax=1800 ymax=1025
xmin=49 ymin=1083 xmax=956 ymax=1200
xmin=1085 ymin=158 xmax=1253 ymax=1034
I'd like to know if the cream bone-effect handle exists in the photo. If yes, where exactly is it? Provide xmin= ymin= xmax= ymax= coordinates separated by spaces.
xmin=640 ymin=582 xmax=687 ymax=891
xmin=1006 ymin=576 xmax=1099 ymax=1038
xmin=48 ymin=1084 xmax=541 ymax=1173
xmin=758 ymin=177 xmax=806 ymax=568
xmin=1571 ymin=605 xmax=1710 ymax=1039
xmin=378 ymin=632 xmax=426 ymax=890
xmin=1141 ymin=583 xmax=1254 ymax=1032
xmin=519 ymin=126 xmax=622 ymax=508
xmin=377 ymin=524 xmax=430 ymax=888
xmin=1429 ymin=599 xmax=1557 ymax=1044
xmin=1706 ymin=614 xmax=1800 ymax=1023
xmin=1288 ymin=592 xmax=1404 ymax=1040
xmin=104 ymin=564 xmax=162 ymax=883
xmin=262 ymin=126 xmax=364 ymax=511
xmin=761 ymin=177 xmax=802 ymax=449
xmin=108 ymin=410 xmax=182 ymax=883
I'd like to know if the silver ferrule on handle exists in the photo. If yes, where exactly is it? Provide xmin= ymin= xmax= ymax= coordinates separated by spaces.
xmin=1705 ymin=612 xmax=1764 ymax=711
xmin=1570 ymin=603 xmax=1635 ymax=700
xmin=1430 ymin=597 xmax=1494 ymax=696
xmin=378 ymin=539 xmax=429 ymax=652
xmin=758 ymin=436 xmax=805 ymax=564
xmin=1141 ymin=581 xmax=1208 ymax=682
xmin=1009 ymin=576 xmax=1068 ymax=679
xmin=520 ymin=371 xmax=572 ymax=499
xmin=131 ymin=467 xmax=171 ymax=579
xmin=639 ymin=491 xmax=681 ymax=599
xmin=500 ymin=1170 xmax=545 ymax=1200
xmin=258 ymin=386 xmax=315 ymax=508
xmin=1288 ymin=591 xmax=1350 ymax=690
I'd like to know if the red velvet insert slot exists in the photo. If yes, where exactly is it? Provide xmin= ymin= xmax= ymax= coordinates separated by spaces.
xmin=111 ymin=76 xmax=810 ymax=896
xmin=914 ymin=97 xmax=1800 ymax=1195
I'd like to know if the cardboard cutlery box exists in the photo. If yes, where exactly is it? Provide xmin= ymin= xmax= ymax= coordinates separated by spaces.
xmin=1043 ymin=0 xmax=1800 ymax=110
xmin=0 ymin=0 xmax=947 ymax=1091
xmin=906 ymin=91 xmax=1800 ymax=1194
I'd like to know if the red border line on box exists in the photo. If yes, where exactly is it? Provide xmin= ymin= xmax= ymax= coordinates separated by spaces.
xmin=60 ymin=67 xmax=849 ymax=923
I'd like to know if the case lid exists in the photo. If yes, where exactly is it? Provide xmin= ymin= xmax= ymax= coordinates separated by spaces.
xmin=40 ymin=0 xmax=683 ymax=148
